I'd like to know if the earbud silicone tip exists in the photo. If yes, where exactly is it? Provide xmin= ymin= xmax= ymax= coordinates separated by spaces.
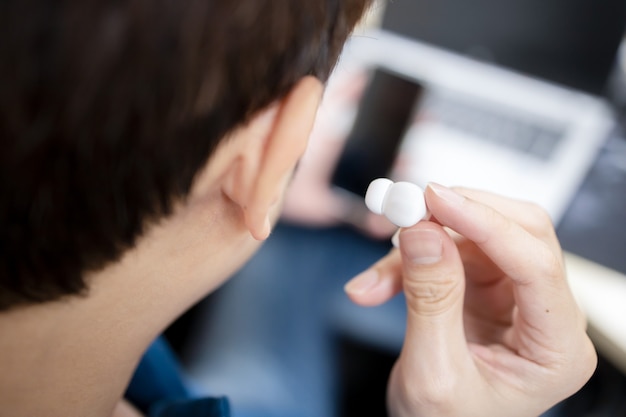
xmin=382 ymin=182 xmax=426 ymax=228
xmin=365 ymin=178 xmax=393 ymax=215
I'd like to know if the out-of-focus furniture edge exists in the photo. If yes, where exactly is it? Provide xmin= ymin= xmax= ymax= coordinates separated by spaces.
xmin=565 ymin=251 xmax=626 ymax=374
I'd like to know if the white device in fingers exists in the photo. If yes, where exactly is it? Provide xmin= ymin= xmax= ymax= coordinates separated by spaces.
xmin=365 ymin=178 xmax=427 ymax=228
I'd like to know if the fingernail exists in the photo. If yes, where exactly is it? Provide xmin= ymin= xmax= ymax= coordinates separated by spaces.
xmin=391 ymin=229 xmax=400 ymax=248
xmin=427 ymin=183 xmax=465 ymax=205
xmin=344 ymin=269 xmax=380 ymax=295
xmin=402 ymin=229 xmax=442 ymax=265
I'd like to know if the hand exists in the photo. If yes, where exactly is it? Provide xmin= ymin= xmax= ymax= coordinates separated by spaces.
xmin=345 ymin=183 xmax=597 ymax=417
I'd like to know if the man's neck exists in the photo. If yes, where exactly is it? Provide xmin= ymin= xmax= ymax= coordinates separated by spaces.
xmin=0 ymin=188 xmax=263 ymax=416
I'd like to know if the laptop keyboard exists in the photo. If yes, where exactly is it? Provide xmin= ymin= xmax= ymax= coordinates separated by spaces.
xmin=422 ymin=93 xmax=567 ymax=161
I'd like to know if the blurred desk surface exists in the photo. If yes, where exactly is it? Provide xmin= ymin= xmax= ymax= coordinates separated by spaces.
xmin=558 ymin=131 xmax=626 ymax=374
xmin=566 ymin=252 xmax=626 ymax=374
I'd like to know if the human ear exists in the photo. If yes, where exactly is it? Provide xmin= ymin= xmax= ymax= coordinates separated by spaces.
xmin=223 ymin=76 xmax=324 ymax=240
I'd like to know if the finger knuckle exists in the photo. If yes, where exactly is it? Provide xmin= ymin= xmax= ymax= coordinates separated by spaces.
xmin=479 ymin=205 xmax=514 ymax=245
xmin=419 ymin=384 xmax=458 ymax=411
xmin=568 ymin=335 xmax=598 ymax=383
xmin=535 ymin=248 xmax=564 ymax=280
xmin=400 ymin=371 xmax=459 ymax=412
xmin=581 ymin=337 xmax=599 ymax=381
xmin=525 ymin=202 xmax=556 ymax=236
xmin=404 ymin=271 xmax=461 ymax=315
xmin=556 ymin=335 xmax=597 ymax=397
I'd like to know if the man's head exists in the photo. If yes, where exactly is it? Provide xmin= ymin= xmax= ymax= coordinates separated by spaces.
xmin=0 ymin=0 xmax=372 ymax=310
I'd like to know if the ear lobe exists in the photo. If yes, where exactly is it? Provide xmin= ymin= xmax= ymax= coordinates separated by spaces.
xmin=225 ymin=76 xmax=324 ymax=241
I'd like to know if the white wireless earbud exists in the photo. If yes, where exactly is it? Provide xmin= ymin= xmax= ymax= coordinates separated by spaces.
xmin=365 ymin=178 xmax=427 ymax=228
xmin=364 ymin=178 xmax=393 ymax=215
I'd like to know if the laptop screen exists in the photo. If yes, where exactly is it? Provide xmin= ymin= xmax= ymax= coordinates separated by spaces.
xmin=381 ymin=0 xmax=626 ymax=95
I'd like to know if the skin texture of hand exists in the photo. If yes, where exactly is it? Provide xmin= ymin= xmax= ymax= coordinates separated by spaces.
xmin=345 ymin=183 xmax=597 ymax=417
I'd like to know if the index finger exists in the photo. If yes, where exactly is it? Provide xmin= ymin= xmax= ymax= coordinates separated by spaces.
xmin=448 ymin=186 xmax=560 ymax=252
xmin=425 ymin=183 xmax=582 ymax=357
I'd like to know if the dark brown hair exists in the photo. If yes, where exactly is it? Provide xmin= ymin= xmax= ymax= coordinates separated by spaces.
xmin=0 ymin=0 xmax=372 ymax=309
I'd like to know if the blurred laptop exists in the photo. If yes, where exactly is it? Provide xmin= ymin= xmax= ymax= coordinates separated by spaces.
xmin=335 ymin=0 xmax=626 ymax=223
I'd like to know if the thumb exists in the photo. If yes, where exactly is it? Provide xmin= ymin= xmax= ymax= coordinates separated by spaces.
xmin=396 ymin=221 xmax=469 ymax=375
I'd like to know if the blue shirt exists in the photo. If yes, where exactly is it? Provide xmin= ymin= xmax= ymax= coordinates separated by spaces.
xmin=125 ymin=337 xmax=230 ymax=417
